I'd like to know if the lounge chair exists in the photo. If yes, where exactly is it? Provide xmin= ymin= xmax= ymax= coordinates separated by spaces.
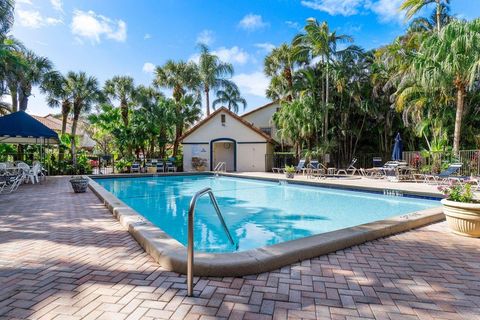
xmin=336 ymin=158 xmax=358 ymax=175
xmin=0 ymin=172 xmax=24 ymax=194
xmin=166 ymin=161 xmax=176 ymax=172
xmin=373 ymin=157 xmax=383 ymax=168
xmin=131 ymin=162 xmax=141 ymax=173
xmin=272 ymin=167 xmax=283 ymax=173
xmin=156 ymin=162 xmax=164 ymax=173
xmin=303 ymin=160 xmax=320 ymax=177
xmin=295 ymin=159 xmax=306 ymax=174
xmin=421 ymin=163 xmax=463 ymax=184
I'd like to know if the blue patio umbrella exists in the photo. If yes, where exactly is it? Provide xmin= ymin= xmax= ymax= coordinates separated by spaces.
xmin=392 ymin=132 xmax=403 ymax=161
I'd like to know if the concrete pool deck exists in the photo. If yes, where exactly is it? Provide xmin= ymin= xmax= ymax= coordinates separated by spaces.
xmin=1 ymin=176 xmax=479 ymax=319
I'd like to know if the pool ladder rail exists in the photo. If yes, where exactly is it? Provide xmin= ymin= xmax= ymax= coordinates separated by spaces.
xmin=187 ymin=187 xmax=236 ymax=296
xmin=213 ymin=162 xmax=226 ymax=175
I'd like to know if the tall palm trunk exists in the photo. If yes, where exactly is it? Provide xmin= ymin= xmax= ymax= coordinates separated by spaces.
xmin=71 ymin=105 xmax=80 ymax=169
xmin=120 ymin=99 xmax=129 ymax=126
xmin=205 ymin=86 xmax=210 ymax=116
xmin=9 ymin=83 xmax=18 ymax=112
xmin=59 ymin=100 xmax=71 ymax=161
xmin=436 ymin=0 xmax=441 ymax=33
xmin=18 ymin=85 xmax=30 ymax=111
xmin=324 ymin=59 xmax=329 ymax=142
xmin=453 ymin=82 xmax=465 ymax=155
xmin=173 ymin=118 xmax=183 ymax=157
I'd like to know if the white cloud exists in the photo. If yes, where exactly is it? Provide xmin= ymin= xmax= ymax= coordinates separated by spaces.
xmin=301 ymin=0 xmax=405 ymax=23
xmin=255 ymin=42 xmax=275 ymax=53
xmin=17 ymin=10 xmax=63 ymax=28
xmin=238 ymin=14 xmax=268 ymax=31
xmin=365 ymin=0 xmax=404 ymax=23
xmin=301 ymin=0 xmax=363 ymax=16
xmin=196 ymin=29 xmax=214 ymax=45
xmin=50 ymin=0 xmax=63 ymax=12
xmin=285 ymin=20 xmax=301 ymax=30
xmin=190 ymin=46 xmax=249 ymax=65
xmin=142 ymin=62 xmax=155 ymax=74
xmin=213 ymin=46 xmax=249 ymax=65
xmin=16 ymin=0 xmax=32 ymax=4
xmin=71 ymin=10 xmax=127 ymax=44
xmin=144 ymin=33 xmax=152 ymax=40
xmin=46 ymin=17 xmax=63 ymax=25
xmin=233 ymin=71 xmax=269 ymax=97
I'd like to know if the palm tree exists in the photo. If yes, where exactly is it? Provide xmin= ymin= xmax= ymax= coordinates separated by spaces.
xmin=197 ymin=44 xmax=234 ymax=116
xmin=212 ymin=82 xmax=246 ymax=113
xmin=66 ymin=71 xmax=101 ymax=167
xmin=400 ymin=0 xmax=450 ymax=33
xmin=408 ymin=3 xmax=452 ymax=33
xmin=104 ymin=76 xmax=136 ymax=127
xmin=293 ymin=18 xmax=352 ymax=142
xmin=40 ymin=71 xmax=73 ymax=161
xmin=154 ymin=60 xmax=200 ymax=156
xmin=16 ymin=50 xmax=53 ymax=111
xmin=412 ymin=19 xmax=480 ymax=154
xmin=264 ymin=43 xmax=303 ymax=101
xmin=0 ymin=0 xmax=14 ymax=38
xmin=41 ymin=71 xmax=72 ymax=135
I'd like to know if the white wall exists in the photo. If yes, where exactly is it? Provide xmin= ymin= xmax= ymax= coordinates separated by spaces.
xmin=237 ymin=143 xmax=269 ymax=172
xmin=242 ymin=103 xmax=279 ymax=139
xmin=182 ymin=110 xmax=273 ymax=172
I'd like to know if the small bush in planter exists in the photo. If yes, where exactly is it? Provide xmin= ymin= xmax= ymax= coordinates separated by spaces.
xmin=285 ymin=165 xmax=295 ymax=179
xmin=438 ymin=182 xmax=476 ymax=203
xmin=438 ymin=181 xmax=480 ymax=237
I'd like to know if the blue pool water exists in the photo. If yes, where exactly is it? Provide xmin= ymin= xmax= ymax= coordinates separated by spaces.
xmin=95 ymin=175 xmax=440 ymax=253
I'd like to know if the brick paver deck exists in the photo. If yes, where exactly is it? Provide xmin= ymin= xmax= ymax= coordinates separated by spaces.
xmin=1 ymin=177 xmax=479 ymax=320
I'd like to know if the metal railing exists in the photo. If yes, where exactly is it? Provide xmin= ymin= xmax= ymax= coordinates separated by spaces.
xmin=403 ymin=150 xmax=480 ymax=176
xmin=187 ymin=187 xmax=235 ymax=296
xmin=213 ymin=162 xmax=226 ymax=173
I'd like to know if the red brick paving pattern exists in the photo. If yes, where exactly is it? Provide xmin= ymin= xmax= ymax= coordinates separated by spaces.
xmin=0 ymin=177 xmax=479 ymax=320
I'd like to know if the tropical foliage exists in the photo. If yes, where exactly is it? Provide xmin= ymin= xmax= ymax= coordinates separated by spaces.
xmin=268 ymin=1 xmax=480 ymax=167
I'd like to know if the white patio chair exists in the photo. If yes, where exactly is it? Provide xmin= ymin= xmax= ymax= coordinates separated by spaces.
xmin=17 ymin=162 xmax=39 ymax=184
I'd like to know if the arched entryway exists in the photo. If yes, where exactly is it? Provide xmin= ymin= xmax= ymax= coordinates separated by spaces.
xmin=210 ymin=138 xmax=236 ymax=171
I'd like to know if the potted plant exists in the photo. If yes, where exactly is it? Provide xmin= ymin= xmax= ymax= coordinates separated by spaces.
xmin=285 ymin=165 xmax=295 ymax=179
xmin=70 ymin=175 xmax=89 ymax=193
xmin=439 ymin=182 xmax=480 ymax=237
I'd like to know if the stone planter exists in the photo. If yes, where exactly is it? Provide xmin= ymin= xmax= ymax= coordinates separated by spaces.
xmin=70 ymin=177 xmax=89 ymax=193
xmin=147 ymin=166 xmax=157 ymax=174
xmin=285 ymin=172 xmax=295 ymax=179
xmin=441 ymin=199 xmax=480 ymax=237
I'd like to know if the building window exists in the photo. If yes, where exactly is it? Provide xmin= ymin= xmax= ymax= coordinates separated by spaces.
xmin=221 ymin=114 xmax=226 ymax=126
xmin=260 ymin=127 xmax=272 ymax=136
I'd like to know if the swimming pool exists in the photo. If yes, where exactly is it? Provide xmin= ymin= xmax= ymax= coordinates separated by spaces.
xmin=94 ymin=175 xmax=440 ymax=253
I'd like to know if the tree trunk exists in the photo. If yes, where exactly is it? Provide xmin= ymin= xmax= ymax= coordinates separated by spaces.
xmin=121 ymin=99 xmax=129 ymax=126
xmin=19 ymin=91 xmax=29 ymax=111
xmin=453 ymin=85 xmax=465 ymax=155
xmin=9 ymin=84 xmax=18 ymax=112
xmin=205 ymin=87 xmax=210 ymax=116
xmin=172 ymin=121 xmax=182 ymax=157
xmin=324 ymin=61 xmax=329 ymax=142
xmin=60 ymin=100 xmax=71 ymax=162
xmin=436 ymin=0 xmax=441 ymax=33
xmin=71 ymin=110 xmax=80 ymax=170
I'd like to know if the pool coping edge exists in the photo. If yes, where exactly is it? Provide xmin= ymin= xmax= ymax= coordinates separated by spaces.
xmin=87 ymin=174 xmax=445 ymax=277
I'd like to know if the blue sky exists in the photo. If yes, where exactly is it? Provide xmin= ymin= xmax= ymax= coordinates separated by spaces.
xmin=10 ymin=0 xmax=480 ymax=116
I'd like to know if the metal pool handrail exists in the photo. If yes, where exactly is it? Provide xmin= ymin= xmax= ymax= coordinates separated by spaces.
xmin=187 ymin=187 xmax=235 ymax=296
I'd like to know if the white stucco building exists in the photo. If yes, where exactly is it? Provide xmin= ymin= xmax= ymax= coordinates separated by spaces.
xmin=180 ymin=103 xmax=279 ymax=172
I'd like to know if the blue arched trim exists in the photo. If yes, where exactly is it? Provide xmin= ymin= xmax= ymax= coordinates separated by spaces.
xmin=210 ymin=138 xmax=237 ymax=171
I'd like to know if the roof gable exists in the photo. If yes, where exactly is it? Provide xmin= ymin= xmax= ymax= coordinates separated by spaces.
xmin=180 ymin=107 xmax=276 ymax=143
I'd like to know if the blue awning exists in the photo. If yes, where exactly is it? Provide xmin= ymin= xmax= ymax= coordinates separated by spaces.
xmin=0 ymin=111 xmax=59 ymax=144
